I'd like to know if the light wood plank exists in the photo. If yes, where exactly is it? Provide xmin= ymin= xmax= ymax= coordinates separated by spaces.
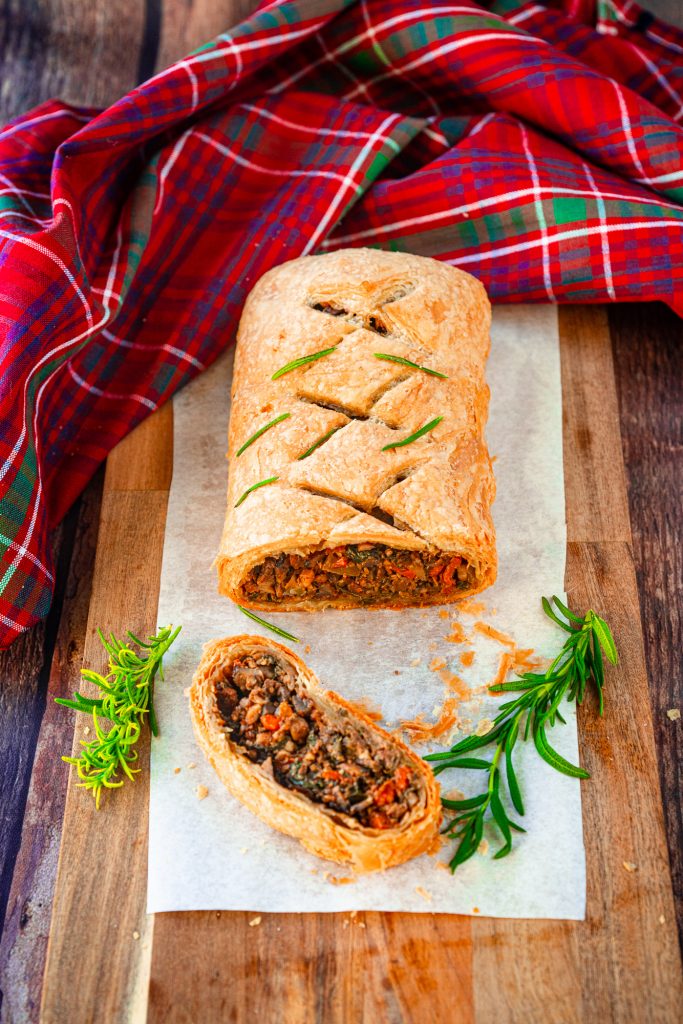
xmin=40 ymin=411 xmax=172 ymax=1023
xmin=558 ymin=306 xmax=632 ymax=544
xmin=0 ymin=475 xmax=103 ymax=1023
xmin=569 ymin=540 xmax=682 ymax=1023
xmin=149 ymin=911 xmax=473 ymax=1024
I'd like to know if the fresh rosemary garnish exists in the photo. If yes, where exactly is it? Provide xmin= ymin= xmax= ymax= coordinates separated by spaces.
xmin=236 ymin=413 xmax=290 ymax=457
xmin=237 ymin=605 xmax=300 ymax=642
xmin=271 ymin=347 xmax=337 ymax=380
xmin=425 ymin=596 xmax=617 ymax=872
xmin=56 ymin=625 xmax=181 ymax=808
xmin=374 ymin=353 xmax=448 ymax=379
xmin=234 ymin=475 xmax=279 ymax=507
xmin=382 ymin=416 xmax=443 ymax=451
xmin=298 ymin=426 xmax=341 ymax=460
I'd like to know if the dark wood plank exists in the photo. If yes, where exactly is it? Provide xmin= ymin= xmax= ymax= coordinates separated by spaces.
xmin=0 ymin=3 xmax=152 ymax=1018
xmin=609 ymin=302 xmax=683 ymax=947
xmin=0 ymin=472 xmax=103 ymax=1024
xmin=0 ymin=0 xmax=147 ymax=123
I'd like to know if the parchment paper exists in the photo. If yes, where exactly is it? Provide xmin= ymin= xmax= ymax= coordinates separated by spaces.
xmin=148 ymin=305 xmax=586 ymax=918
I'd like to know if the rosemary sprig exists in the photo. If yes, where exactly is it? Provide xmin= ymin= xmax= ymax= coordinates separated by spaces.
xmin=298 ymin=426 xmax=341 ymax=460
xmin=382 ymin=416 xmax=443 ymax=451
xmin=271 ymin=347 xmax=337 ymax=380
xmin=425 ymin=596 xmax=617 ymax=872
xmin=56 ymin=624 xmax=181 ymax=808
xmin=237 ymin=604 xmax=300 ymax=642
xmin=236 ymin=413 xmax=290 ymax=456
xmin=234 ymin=475 xmax=279 ymax=507
xmin=374 ymin=353 xmax=448 ymax=379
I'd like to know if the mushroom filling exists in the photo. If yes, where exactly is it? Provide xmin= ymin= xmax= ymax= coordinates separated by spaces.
xmin=241 ymin=544 xmax=475 ymax=605
xmin=215 ymin=653 xmax=422 ymax=829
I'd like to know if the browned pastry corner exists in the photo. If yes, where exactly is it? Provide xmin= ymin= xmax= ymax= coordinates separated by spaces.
xmin=190 ymin=636 xmax=442 ymax=871
xmin=217 ymin=248 xmax=496 ymax=610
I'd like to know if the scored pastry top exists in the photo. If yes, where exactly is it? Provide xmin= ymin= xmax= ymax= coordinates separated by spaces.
xmin=217 ymin=247 xmax=496 ymax=605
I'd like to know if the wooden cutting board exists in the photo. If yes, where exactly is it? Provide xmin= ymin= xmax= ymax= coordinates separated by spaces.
xmin=39 ymin=307 xmax=683 ymax=1023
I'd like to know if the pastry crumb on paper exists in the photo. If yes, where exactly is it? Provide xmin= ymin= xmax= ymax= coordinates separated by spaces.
xmin=196 ymin=785 xmax=209 ymax=801
xmin=415 ymin=886 xmax=432 ymax=902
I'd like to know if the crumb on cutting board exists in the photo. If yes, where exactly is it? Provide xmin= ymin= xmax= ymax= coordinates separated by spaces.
xmin=623 ymin=861 xmax=638 ymax=872
xmin=249 ymin=916 xmax=262 ymax=927
xmin=196 ymin=785 xmax=209 ymax=800
xmin=132 ymin=930 xmax=140 ymax=940
xmin=667 ymin=708 xmax=680 ymax=721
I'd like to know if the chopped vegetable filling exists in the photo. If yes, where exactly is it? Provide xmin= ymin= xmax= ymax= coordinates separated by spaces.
xmin=242 ymin=544 xmax=474 ymax=605
xmin=215 ymin=653 xmax=421 ymax=829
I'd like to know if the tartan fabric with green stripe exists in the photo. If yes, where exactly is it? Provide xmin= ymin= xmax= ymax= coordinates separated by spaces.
xmin=0 ymin=0 xmax=682 ymax=647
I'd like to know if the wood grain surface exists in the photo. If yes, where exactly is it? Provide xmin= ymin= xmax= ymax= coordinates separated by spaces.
xmin=0 ymin=0 xmax=681 ymax=1021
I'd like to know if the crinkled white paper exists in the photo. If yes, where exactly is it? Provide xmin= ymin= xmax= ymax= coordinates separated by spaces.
xmin=148 ymin=305 xmax=585 ymax=919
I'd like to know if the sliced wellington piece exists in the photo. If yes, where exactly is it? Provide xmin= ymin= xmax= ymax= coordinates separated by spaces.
xmin=217 ymin=247 xmax=497 ymax=610
xmin=190 ymin=636 xmax=442 ymax=871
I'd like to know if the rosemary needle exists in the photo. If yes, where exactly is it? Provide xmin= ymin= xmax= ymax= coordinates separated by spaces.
xmin=297 ymin=426 xmax=341 ymax=460
xmin=236 ymin=413 xmax=290 ymax=456
xmin=374 ymin=353 xmax=448 ymax=379
xmin=382 ymin=416 xmax=443 ymax=451
xmin=237 ymin=605 xmax=300 ymax=643
xmin=56 ymin=625 xmax=181 ymax=808
xmin=234 ymin=476 xmax=279 ymax=507
xmin=272 ymin=347 xmax=337 ymax=380
xmin=425 ymin=596 xmax=618 ymax=872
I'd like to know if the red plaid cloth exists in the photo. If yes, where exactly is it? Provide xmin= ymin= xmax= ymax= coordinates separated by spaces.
xmin=0 ymin=0 xmax=682 ymax=647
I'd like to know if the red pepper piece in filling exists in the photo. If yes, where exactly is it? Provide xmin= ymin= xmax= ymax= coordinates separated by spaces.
xmin=394 ymin=765 xmax=412 ymax=792
xmin=261 ymin=714 xmax=280 ymax=731
xmin=321 ymin=769 xmax=342 ymax=781
xmin=442 ymin=555 xmax=463 ymax=588
xmin=388 ymin=565 xmax=416 ymax=579
xmin=373 ymin=779 xmax=396 ymax=806
xmin=368 ymin=810 xmax=393 ymax=830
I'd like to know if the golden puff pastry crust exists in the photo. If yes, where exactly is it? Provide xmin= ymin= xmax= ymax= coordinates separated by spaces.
xmin=189 ymin=635 xmax=442 ymax=872
xmin=217 ymin=248 xmax=496 ymax=610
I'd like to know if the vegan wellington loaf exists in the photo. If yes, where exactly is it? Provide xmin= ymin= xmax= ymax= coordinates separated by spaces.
xmin=217 ymin=248 xmax=497 ymax=610
xmin=190 ymin=636 xmax=442 ymax=870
